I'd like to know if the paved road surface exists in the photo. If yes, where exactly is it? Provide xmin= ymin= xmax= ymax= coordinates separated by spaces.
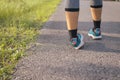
xmin=13 ymin=0 xmax=120 ymax=80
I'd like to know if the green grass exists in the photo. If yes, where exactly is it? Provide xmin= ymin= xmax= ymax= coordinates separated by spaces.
xmin=0 ymin=0 xmax=61 ymax=80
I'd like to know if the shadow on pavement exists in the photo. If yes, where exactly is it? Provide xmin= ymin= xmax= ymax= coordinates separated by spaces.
xmin=44 ymin=21 xmax=120 ymax=34
xmin=39 ymin=21 xmax=120 ymax=54
xmin=44 ymin=61 xmax=120 ymax=80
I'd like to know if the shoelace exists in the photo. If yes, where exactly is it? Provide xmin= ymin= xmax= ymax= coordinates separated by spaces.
xmin=94 ymin=28 xmax=101 ymax=35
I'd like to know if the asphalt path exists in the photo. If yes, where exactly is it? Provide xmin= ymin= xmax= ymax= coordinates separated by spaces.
xmin=13 ymin=0 xmax=120 ymax=80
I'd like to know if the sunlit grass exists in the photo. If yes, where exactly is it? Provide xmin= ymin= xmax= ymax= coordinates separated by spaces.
xmin=0 ymin=0 xmax=61 ymax=80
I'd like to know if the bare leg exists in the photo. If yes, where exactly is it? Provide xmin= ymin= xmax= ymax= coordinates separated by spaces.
xmin=90 ymin=0 xmax=103 ymax=29
xmin=65 ymin=0 xmax=80 ymax=39
xmin=91 ymin=8 xmax=102 ymax=21
xmin=65 ymin=0 xmax=84 ymax=49
xmin=65 ymin=11 xmax=79 ymax=30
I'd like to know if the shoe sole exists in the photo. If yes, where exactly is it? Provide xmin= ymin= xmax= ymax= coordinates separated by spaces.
xmin=88 ymin=33 xmax=102 ymax=40
xmin=75 ymin=34 xmax=84 ymax=50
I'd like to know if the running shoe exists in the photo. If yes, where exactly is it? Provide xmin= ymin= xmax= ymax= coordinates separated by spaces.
xmin=88 ymin=28 xmax=102 ymax=40
xmin=70 ymin=34 xmax=84 ymax=49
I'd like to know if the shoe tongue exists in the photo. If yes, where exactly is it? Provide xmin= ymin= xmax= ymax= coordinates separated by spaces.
xmin=95 ymin=28 xmax=100 ymax=35
xmin=95 ymin=28 xmax=100 ymax=31
xmin=72 ymin=37 xmax=77 ymax=41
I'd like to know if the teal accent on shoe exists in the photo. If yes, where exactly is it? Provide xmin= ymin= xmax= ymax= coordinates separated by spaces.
xmin=88 ymin=28 xmax=102 ymax=39
xmin=70 ymin=34 xmax=84 ymax=49
xmin=94 ymin=28 xmax=101 ymax=36
xmin=70 ymin=38 xmax=78 ymax=47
